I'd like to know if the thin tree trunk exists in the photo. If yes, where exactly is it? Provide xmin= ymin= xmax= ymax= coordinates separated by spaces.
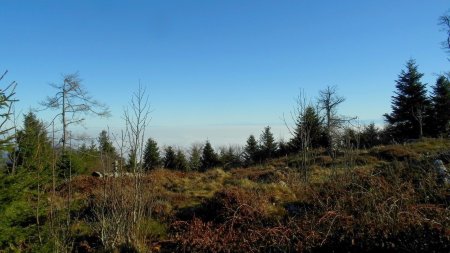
xmin=51 ymin=121 xmax=57 ymax=249
xmin=62 ymin=81 xmax=66 ymax=154
xmin=35 ymin=133 xmax=42 ymax=244
xmin=67 ymin=133 xmax=72 ymax=230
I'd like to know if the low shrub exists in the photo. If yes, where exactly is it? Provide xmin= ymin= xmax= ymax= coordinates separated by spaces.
xmin=170 ymin=164 xmax=450 ymax=252
xmin=315 ymin=155 xmax=334 ymax=167
xmin=230 ymin=168 xmax=285 ymax=183
xmin=370 ymin=145 xmax=420 ymax=161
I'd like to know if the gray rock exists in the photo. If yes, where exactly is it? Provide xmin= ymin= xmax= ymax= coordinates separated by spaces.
xmin=434 ymin=159 xmax=449 ymax=185
xmin=92 ymin=171 xmax=103 ymax=178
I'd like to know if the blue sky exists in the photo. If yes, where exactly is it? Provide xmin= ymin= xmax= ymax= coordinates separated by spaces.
xmin=1 ymin=1 xmax=449 ymax=147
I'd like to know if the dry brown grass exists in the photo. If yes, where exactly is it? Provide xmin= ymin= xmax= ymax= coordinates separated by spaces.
xmin=170 ymin=166 xmax=450 ymax=252
xmin=54 ymin=139 xmax=450 ymax=252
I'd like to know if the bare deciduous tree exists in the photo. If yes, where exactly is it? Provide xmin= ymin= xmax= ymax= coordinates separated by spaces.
xmin=318 ymin=86 xmax=356 ymax=157
xmin=439 ymin=11 xmax=450 ymax=55
xmin=284 ymin=90 xmax=319 ymax=182
xmin=40 ymin=73 xmax=109 ymax=252
xmin=0 ymin=70 xmax=18 ymax=151
xmin=92 ymin=83 xmax=152 ymax=251
xmin=41 ymin=73 xmax=110 ymax=154
xmin=412 ymin=106 xmax=425 ymax=139
xmin=123 ymin=84 xmax=151 ymax=248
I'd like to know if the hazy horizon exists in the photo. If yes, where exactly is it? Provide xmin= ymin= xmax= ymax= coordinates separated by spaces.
xmin=2 ymin=0 xmax=448 ymax=147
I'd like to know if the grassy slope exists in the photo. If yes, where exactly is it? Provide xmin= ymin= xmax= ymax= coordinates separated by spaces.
xmin=1 ymin=138 xmax=449 ymax=252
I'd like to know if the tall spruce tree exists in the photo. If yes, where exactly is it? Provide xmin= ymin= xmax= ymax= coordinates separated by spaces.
xmin=98 ymin=130 xmax=116 ymax=157
xmin=244 ymin=135 xmax=259 ymax=166
xmin=164 ymin=146 xmax=176 ymax=170
xmin=174 ymin=149 xmax=189 ymax=171
xmin=200 ymin=140 xmax=219 ymax=171
xmin=290 ymin=106 xmax=323 ymax=151
xmin=143 ymin=137 xmax=160 ymax=171
xmin=259 ymin=126 xmax=277 ymax=160
xmin=16 ymin=112 xmax=52 ymax=170
xmin=430 ymin=75 xmax=450 ymax=137
xmin=384 ymin=59 xmax=430 ymax=140
xmin=188 ymin=144 xmax=202 ymax=171
xmin=277 ymin=138 xmax=290 ymax=157
xmin=219 ymin=146 xmax=242 ymax=170
xmin=360 ymin=123 xmax=380 ymax=148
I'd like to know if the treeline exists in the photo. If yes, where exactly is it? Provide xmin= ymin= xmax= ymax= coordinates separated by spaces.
xmin=385 ymin=59 xmax=450 ymax=140
xmin=5 ymin=59 xmax=450 ymax=175
xmin=2 ymin=10 xmax=450 ymax=175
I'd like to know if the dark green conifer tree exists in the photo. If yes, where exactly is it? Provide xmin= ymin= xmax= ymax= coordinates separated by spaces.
xmin=219 ymin=146 xmax=241 ymax=170
xmin=163 ymin=146 xmax=176 ymax=170
xmin=126 ymin=148 xmax=137 ymax=171
xmin=290 ymin=106 xmax=323 ymax=151
xmin=259 ymin=126 xmax=277 ymax=160
xmin=244 ymin=135 xmax=259 ymax=166
xmin=16 ymin=112 xmax=52 ymax=170
xmin=384 ymin=59 xmax=430 ymax=140
xmin=98 ymin=130 xmax=116 ymax=157
xmin=188 ymin=144 xmax=202 ymax=171
xmin=429 ymin=75 xmax=450 ymax=137
xmin=360 ymin=123 xmax=380 ymax=148
xmin=174 ymin=149 xmax=189 ymax=171
xmin=200 ymin=141 xmax=219 ymax=171
xmin=277 ymin=139 xmax=290 ymax=157
xmin=143 ymin=137 xmax=160 ymax=171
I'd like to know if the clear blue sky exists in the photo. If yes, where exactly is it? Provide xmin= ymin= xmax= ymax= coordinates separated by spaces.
xmin=1 ymin=1 xmax=449 ymax=147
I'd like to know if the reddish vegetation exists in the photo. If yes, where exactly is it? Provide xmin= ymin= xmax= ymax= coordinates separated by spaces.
xmin=169 ymin=168 xmax=449 ymax=252
xmin=59 ymin=142 xmax=449 ymax=252
xmin=370 ymin=145 xmax=420 ymax=161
